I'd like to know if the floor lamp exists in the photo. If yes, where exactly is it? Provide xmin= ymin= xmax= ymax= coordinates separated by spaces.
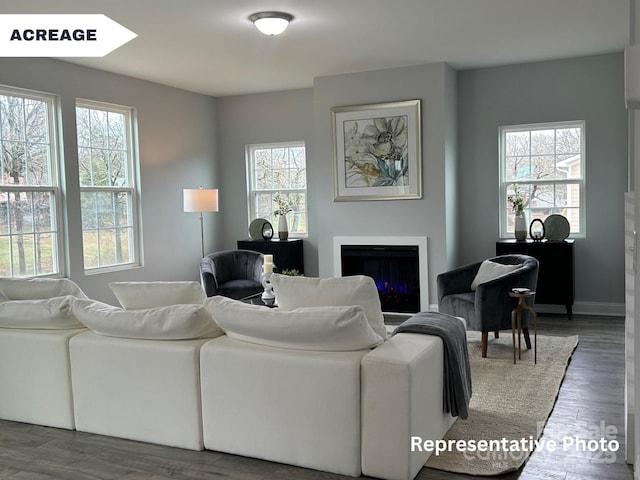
xmin=183 ymin=187 xmax=219 ymax=258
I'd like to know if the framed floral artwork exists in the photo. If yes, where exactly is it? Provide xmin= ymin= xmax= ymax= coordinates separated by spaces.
xmin=331 ymin=100 xmax=422 ymax=201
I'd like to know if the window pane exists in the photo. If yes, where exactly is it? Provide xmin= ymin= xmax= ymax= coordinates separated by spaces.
xmin=77 ymin=101 xmax=138 ymax=270
xmin=557 ymin=154 xmax=582 ymax=179
xmin=0 ymin=88 xmax=59 ymax=277
xmin=80 ymin=190 xmax=134 ymax=268
xmin=82 ymin=230 xmax=99 ymax=269
xmin=505 ymin=156 xmax=531 ymax=181
xmin=531 ymin=129 xmax=555 ymax=155
xmin=27 ymin=143 xmax=50 ymax=185
xmin=0 ymin=190 xmax=57 ymax=276
xmin=505 ymin=131 xmax=530 ymax=156
xmin=108 ymin=111 xmax=125 ymax=150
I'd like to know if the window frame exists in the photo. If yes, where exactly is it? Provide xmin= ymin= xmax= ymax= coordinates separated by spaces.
xmin=75 ymin=98 xmax=141 ymax=273
xmin=0 ymin=84 xmax=64 ymax=277
xmin=498 ymin=120 xmax=586 ymax=239
xmin=245 ymin=141 xmax=308 ymax=238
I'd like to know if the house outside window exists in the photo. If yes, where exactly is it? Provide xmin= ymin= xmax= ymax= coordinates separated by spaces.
xmin=0 ymin=86 xmax=62 ymax=277
xmin=76 ymin=100 xmax=140 ymax=271
xmin=499 ymin=121 xmax=585 ymax=238
xmin=246 ymin=142 xmax=307 ymax=236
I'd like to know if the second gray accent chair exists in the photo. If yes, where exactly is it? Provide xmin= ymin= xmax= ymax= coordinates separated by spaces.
xmin=437 ymin=254 xmax=539 ymax=358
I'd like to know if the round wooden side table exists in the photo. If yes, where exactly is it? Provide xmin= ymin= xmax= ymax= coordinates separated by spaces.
xmin=508 ymin=290 xmax=537 ymax=365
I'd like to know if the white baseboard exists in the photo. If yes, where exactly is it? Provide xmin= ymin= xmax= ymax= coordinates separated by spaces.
xmin=430 ymin=302 xmax=625 ymax=317
xmin=535 ymin=302 xmax=625 ymax=317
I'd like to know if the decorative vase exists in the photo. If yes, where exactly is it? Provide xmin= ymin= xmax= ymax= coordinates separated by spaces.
xmin=278 ymin=214 xmax=289 ymax=241
xmin=514 ymin=214 xmax=527 ymax=241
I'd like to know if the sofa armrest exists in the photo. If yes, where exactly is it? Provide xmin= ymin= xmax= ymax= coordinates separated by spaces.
xmin=361 ymin=332 xmax=456 ymax=480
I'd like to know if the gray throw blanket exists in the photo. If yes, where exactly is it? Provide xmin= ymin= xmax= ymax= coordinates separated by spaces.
xmin=392 ymin=312 xmax=472 ymax=419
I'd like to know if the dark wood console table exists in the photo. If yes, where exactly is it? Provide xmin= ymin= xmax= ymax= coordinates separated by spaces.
xmin=237 ymin=239 xmax=304 ymax=274
xmin=496 ymin=239 xmax=574 ymax=319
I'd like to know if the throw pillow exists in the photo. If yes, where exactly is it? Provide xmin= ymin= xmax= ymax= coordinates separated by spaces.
xmin=0 ymin=277 xmax=87 ymax=300
xmin=108 ymin=281 xmax=206 ymax=309
xmin=0 ymin=296 xmax=84 ymax=329
xmin=71 ymin=298 xmax=223 ymax=340
xmin=470 ymin=260 xmax=522 ymax=291
xmin=270 ymin=274 xmax=387 ymax=340
xmin=204 ymin=296 xmax=384 ymax=351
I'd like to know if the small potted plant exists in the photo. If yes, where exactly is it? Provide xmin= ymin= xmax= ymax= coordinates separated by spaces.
xmin=273 ymin=192 xmax=295 ymax=241
xmin=508 ymin=185 xmax=527 ymax=241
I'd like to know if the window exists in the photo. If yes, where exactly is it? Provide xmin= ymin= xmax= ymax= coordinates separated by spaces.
xmin=246 ymin=142 xmax=307 ymax=236
xmin=499 ymin=121 xmax=585 ymax=237
xmin=76 ymin=100 xmax=140 ymax=271
xmin=0 ymin=86 xmax=62 ymax=277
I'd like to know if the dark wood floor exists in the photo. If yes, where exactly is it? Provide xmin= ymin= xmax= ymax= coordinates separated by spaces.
xmin=0 ymin=315 xmax=635 ymax=480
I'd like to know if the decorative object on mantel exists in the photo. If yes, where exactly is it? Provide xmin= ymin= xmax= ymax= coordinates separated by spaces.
xmin=331 ymin=100 xmax=422 ymax=201
xmin=529 ymin=218 xmax=545 ymax=241
xmin=508 ymin=184 xmax=527 ymax=241
xmin=544 ymin=214 xmax=570 ymax=241
xmin=261 ymin=221 xmax=273 ymax=240
xmin=261 ymin=254 xmax=276 ymax=306
xmin=249 ymin=218 xmax=270 ymax=240
xmin=273 ymin=192 xmax=294 ymax=241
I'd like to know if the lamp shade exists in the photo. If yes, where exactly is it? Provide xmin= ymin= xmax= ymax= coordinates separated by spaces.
xmin=249 ymin=12 xmax=293 ymax=36
xmin=183 ymin=188 xmax=219 ymax=213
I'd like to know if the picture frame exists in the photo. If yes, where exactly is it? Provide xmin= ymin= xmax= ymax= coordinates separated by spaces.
xmin=331 ymin=99 xmax=422 ymax=201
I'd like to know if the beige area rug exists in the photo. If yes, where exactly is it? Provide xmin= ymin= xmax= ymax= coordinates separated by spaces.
xmin=424 ymin=331 xmax=579 ymax=476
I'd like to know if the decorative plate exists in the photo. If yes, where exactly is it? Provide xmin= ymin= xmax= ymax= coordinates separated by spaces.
xmin=543 ymin=214 xmax=570 ymax=241
xmin=249 ymin=218 xmax=270 ymax=240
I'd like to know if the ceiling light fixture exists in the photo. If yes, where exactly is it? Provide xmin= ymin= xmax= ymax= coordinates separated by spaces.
xmin=249 ymin=11 xmax=293 ymax=36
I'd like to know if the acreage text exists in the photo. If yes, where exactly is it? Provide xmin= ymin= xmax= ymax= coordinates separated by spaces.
xmin=10 ymin=29 xmax=97 ymax=41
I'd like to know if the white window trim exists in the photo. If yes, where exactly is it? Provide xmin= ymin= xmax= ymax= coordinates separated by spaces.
xmin=498 ymin=120 xmax=586 ymax=239
xmin=76 ymin=98 xmax=142 ymax=273
xmin=0 ymin=85 xmax=65 ymax=277
xmin=245 ymin=141 xmax=308 ymax=238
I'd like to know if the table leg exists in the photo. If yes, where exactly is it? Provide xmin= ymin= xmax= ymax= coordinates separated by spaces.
xmin=517 ymin=307 xmax=522 ymax=360
xmin=511 ymin=310 xmax=517 ymax=364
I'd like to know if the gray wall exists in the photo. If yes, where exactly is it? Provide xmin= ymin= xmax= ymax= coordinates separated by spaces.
xmin=457 ymin=53 xmax=628 ymax=310
xmin=312 ymin=63 xmax=458 ymax=305
xmin=215 ymin=88 xmax=315 ymax=271
xmin=215 ymin=63 xmax=458 ymax=307
xmin=0 ymin=58 xmax=219 ymax=303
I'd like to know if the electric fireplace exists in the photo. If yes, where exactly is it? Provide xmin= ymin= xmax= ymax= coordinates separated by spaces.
xmin=333 ymin=236 xmax=429 ymax=313
xmin=341 ymin=245 xmax=420 ymax=313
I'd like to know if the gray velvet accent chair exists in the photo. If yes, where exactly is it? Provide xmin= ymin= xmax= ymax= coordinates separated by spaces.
xmin=437 ymin=254 xmax=539 ymax=358
xmin=200 ymin=250 xmax=264 ymax=299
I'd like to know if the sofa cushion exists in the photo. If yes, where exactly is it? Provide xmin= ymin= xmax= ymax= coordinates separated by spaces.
xmin=205 ymin=296 xmax=384 ymax=351
xmin=71 ymin=299 xmax=222 ymax=340
xmin=270 ymin=274 xmax=387 ymax=340
xmin=470 ymin=260 xmax=522 ymax=291
xmin=0 ymin=296 xmax=84 ymax=330
xmin=0 ymin=277 xmax=87 ymax=300
xmin=108 ymin=281 xmax=206 ymax=309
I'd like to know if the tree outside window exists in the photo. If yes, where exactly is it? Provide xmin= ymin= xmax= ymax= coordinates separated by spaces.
xmin=0 ymin=88 xmax=60 ymax=277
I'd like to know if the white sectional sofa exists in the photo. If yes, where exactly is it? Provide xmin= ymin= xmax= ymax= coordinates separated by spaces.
xmin=0 ymin=276 xmax=459 ymax=480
